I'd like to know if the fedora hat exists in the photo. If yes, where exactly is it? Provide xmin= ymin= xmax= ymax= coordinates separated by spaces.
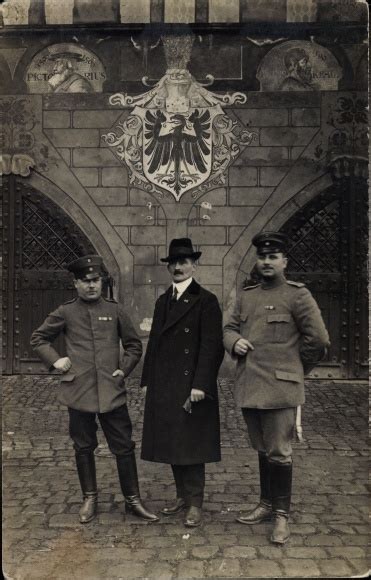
xmin=161 ymin=238 xmax=202 ymax=263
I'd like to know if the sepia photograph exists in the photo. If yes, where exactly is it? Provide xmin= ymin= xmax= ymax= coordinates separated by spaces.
xmin=1 ymin=1 xmax=369 ymax=578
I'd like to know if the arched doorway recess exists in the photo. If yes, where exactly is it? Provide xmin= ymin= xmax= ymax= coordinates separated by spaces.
xmin=280 ymin=177 xmax=368 ymax=380
xmin=2 ymin=176 xmax=107 ymax=374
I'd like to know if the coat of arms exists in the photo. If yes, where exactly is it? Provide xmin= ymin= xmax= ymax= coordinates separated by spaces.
xmin=103 ymin=36 xmax=256 ymax=201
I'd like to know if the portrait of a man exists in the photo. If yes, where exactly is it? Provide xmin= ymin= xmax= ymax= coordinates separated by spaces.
xmin=48 ymin=54 xmax=93 ymax=93
xmin=279 ymin=47 xmax=315 ymax=91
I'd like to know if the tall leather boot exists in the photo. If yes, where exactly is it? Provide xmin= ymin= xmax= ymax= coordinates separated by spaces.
xmin=116 ymin=454 xmax=159 ymax=521
xmin=75 ymin=452 xmax=98 ymax=524
xmin=236 ymin=452 xmax=272 ymax=524
xmin=269 ymin=461 xmax=292 ymax=544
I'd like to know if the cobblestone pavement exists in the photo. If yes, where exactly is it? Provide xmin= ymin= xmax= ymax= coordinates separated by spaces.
xmin=3 ymin=376 xmax=369 ymax=579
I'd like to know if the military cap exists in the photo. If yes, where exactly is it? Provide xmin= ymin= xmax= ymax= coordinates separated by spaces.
xmin=67 ymin=255 xmax=104 ymax=280
xmin=161 ymin=238 xmax=201 ymax=263
xmin=252 ymin=231 xmax=288 ymax=254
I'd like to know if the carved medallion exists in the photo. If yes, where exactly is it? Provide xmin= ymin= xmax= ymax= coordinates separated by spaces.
xmin=257 ymin=40 xmax=343 ymax=91
xmin=25 ymin=43 xmax=106 ymax=93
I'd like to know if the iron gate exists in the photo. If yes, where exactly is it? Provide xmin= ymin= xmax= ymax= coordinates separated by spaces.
xmin=2 ymin=176 xmax=96 ymax=374
xmin=281 ymin=178 xmax=368 ymax=380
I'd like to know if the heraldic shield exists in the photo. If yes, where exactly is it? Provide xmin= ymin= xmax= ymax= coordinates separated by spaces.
xmin=137 ymin=104 xmax=220 ymax=200
xmin=102 ymin=35 xmax=255 ymax=202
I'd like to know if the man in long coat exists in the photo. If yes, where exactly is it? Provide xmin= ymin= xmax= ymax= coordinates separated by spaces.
xmin=31 ymin=255 xmax=158 ymax=524
xmin=141 ymin=238 xmax=224 ymax=527
xmin=224 ymin=232 xmax=330 ymax=544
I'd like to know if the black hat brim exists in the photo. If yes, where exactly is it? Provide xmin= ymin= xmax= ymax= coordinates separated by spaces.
xmin=161 ymin=251 xmax=202 ymax=263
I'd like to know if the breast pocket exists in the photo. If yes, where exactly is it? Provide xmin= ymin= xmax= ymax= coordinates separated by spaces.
xmin=267 ymin=314 xmax=292 ymax=343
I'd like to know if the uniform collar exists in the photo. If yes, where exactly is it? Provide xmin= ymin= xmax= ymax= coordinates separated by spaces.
xmin=77 ymin=296 xmax=103 ymax=305
xmin=261 ymin=276 xmax=286 ymax=290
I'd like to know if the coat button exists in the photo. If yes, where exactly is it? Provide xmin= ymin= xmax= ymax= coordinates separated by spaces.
xmin=184 ymin=328 xmax=190 ymax=333
xmin=184 ymin=348 xmax=189 ymax=354
xmin=184 ymin=370 xmax=189 ymax=375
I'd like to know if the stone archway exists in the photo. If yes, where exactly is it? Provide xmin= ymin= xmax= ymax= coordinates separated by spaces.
xmin=222 ymin=173 xmax=333 ymax=311
xmin=222 ymin=173 xmax=368 ymax=380
xmin=2 ymin=175 xmax=117 ymax=373
xmin=26 ymin=170 xmax=134 ymax=303
xmin=280 ymin=178 xmax=368 ymax=380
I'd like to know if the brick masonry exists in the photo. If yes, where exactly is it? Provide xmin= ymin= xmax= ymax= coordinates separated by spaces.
xmin=0 ymin=12 xmax=368 ymax=378
xmin=33 ymin=87 xmax=365 ymax=352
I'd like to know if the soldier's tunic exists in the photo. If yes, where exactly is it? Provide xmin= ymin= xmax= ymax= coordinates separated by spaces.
xmin=224 ymin=279 xmax=330 ymax=410
xmin=30 ymin=297 xmax=142 ymax=413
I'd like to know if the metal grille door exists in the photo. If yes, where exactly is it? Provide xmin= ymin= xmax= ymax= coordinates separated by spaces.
xmin=2 ymin=177 xmax=96 ymax=374
xmin=281 ymin=179 xmax=368 ymax=380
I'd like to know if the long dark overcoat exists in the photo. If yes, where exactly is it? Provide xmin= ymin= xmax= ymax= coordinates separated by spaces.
xmin=141 ymin=280 xmax=224 ymax=465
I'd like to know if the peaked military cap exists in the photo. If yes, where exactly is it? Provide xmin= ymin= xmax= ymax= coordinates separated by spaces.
xmin=252 ymin=231 xmax=288 ymax=254
xmin=161 ymin=238 xmax=201 ymax=263
xmin=67 ymin=255 xmax=104 ymax=280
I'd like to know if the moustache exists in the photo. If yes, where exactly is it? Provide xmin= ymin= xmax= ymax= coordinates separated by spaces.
xmin=174 ymin=271 xmax=183 ymax=275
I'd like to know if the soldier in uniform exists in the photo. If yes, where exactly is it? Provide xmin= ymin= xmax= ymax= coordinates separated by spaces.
xmin=224 ymin=232 xmax=330 ymax=544
xmin=141 ymin=238 xmax=224 ymax=528
xmin=30 ymin=255 xmax=158 ymax=524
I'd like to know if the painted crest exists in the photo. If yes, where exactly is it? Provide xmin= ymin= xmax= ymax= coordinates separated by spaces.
xmin=103 ymin=36 xmax=256 ymax=201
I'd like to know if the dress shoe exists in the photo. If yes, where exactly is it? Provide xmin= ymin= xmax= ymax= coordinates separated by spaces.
xmin=270 ymin=512 xmax=290 ymax=544
xmin=79 ymin=492 xmax=98 ymax=524
xmin=184 ymin=505 xmax=202 ymax=528
xmin=236 ymin=501 xmax=272 ymax=525
xmin=125 ymin=495 xmax=159 ymax=522
xmin=161 ymin=498 xmax=186 ymax=516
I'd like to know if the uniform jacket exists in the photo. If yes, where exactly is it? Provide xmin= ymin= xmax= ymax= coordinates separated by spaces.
xmin=30 ymin=297 xmax=142 ymax=413
xmin=141 ymin=279 xmax=224 ymax=465
xmin=223 ymin=279 xmax=330 ymax=409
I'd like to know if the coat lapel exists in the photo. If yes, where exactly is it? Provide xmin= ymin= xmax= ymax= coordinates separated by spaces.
xmin=161 ymin=279 xmax=201 ymax=334
xmin=157 ymin=286 xmax=172 ymax=330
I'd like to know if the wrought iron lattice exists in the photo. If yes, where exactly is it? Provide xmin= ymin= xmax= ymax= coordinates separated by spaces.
xmin=21 ymin=191 xmax=95 ymax=270
xmin=282 ymin=199 xmax=341 ymax=273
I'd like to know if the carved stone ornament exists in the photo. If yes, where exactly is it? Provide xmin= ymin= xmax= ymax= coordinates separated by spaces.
xmin=0 ymin=97 xmax=36 ymax=151
xmin=326 ymin=94 xmax=368 ymax=180
xmin=0 ymin=153 xmax=35 ymax=176
xmin=103 ymin=35 xmax=256 ymax=202
xmin=0 ymin=97 xmax=36 ymax=175
xmin=312 ymin=93 xmax=368 ymax=181
xmin=257 ymin=40 xmax=343 ymax=91
xmin=25 ymin=43 xmax=106 ymax=94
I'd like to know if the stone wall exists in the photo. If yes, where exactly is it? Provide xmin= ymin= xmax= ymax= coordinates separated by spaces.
xmin=0 ymin=2 xmax=368 ymax=376
xmin=17 ymin=89 xmax=365 ymax=316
